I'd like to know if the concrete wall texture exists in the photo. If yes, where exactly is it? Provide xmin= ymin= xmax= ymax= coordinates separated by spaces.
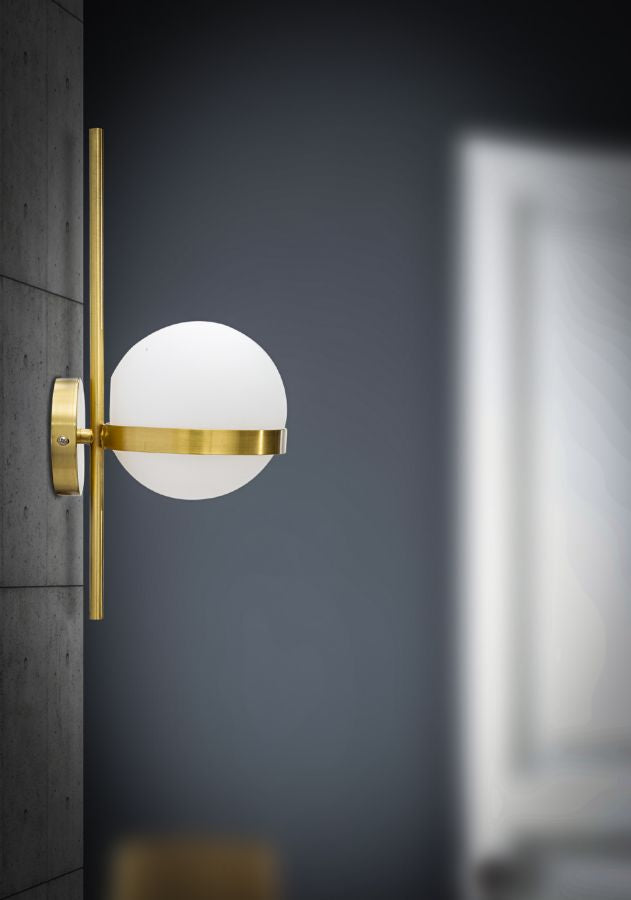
xmin=0 ymin=1 xmax=83 ymax=898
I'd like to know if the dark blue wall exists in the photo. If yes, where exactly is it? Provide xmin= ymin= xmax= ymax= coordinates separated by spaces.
xmin=85 ymin=4 xmax=631 ymax=899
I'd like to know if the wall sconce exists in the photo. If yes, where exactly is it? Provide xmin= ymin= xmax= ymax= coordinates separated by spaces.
xmin=50 ymin=129 xmax=287 ymax=621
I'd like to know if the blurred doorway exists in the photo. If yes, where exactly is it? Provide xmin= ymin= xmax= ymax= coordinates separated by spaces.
xmin=459 ymin=139 xmax=631 ymax=899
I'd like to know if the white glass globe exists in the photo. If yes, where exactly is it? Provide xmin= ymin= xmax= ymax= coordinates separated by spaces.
xmin=109 ymin=321 xmax=287 ymax=499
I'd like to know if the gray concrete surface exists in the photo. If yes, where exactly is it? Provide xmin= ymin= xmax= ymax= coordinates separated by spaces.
xmin=13 ymin=869 xmax=83 ymax=900
xmin=0 ymin=1 xmax=83 ymax=897
xmin=0 ymin=588 xmax=83 ymax=897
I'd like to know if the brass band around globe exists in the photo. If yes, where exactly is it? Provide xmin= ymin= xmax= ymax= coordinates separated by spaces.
xmin=85 ymin=425 xmax=287 ymax=455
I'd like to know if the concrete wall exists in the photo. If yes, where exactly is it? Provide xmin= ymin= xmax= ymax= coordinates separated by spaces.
xmin=0 ymin=1 xmax=83 ymax=898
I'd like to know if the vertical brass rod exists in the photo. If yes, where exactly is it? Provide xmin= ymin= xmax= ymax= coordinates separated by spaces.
xmin=89 ymin=128 xmax=104 ymax=620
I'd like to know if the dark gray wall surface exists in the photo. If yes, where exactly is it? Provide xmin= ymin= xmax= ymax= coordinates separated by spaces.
xmin=0 ymin=1 xmax=83 ymax=898
xmin=85 ymin=4 xmax=631 ymax=900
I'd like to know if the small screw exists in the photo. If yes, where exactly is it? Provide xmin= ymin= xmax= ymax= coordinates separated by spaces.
xmin=57 ymin=435 xmax=70 ymax=446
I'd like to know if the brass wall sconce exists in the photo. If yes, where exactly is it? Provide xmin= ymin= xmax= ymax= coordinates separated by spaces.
xmin=50 ymin=129 xmax=288 ymax=621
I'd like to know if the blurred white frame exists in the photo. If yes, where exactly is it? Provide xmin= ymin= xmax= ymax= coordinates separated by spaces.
xmin=459 ymin=137 xmax=631 ymax=899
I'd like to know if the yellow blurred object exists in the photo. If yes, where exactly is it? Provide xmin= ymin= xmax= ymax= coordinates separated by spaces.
xmin=108 ymin=837 xmax=282 ymax=900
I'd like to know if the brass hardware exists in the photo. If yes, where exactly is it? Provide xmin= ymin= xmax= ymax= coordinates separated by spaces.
xmin=101 ymin=425 xmax=287 ymax=456
xmin=89 ymin=127 xmax=105 ymax=621
xmin=49 ymin=127 xmax=288 ymax=622
xmin=76 ymin=428 xmax=94 ymax=445
xmin=50 ymin=378 xmax=83 ymax=495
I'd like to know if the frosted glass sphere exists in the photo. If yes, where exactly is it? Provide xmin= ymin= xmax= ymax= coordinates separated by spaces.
xmin=109 ymin=321 xmax=287 ymax=500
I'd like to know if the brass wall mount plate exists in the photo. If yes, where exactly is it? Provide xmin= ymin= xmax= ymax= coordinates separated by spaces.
xmin=51 ymin=377 xmax=86 ymax=495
